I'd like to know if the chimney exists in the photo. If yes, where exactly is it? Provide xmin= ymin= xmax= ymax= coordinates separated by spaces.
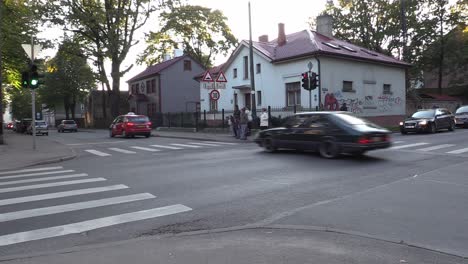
xmin=277 ymin=23 xmax=286 ymax=46
xmin=316 ymin=14 xmax=333 ymax=37
xmin=258 ymin=35 xmax=269 ymax=42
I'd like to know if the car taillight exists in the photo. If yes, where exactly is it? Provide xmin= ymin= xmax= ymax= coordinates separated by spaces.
xmin=147 ymin=122 xmax=152 ymax=127
xmin=125 ymin=122 xmax=135 ymax=127
xmin=358 ymin=136 xmax=371 ymax=144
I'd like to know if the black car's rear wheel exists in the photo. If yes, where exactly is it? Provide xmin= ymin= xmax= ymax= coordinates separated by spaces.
xmin=319 ymin=139 xmax=339 ymax=159
xmin=448 ymin=121 xmax=455 ymax=131
xmin=263 ymin=137 xmax=277 ymax=153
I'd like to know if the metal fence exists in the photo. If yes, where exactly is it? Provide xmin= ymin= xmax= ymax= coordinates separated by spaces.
xmin=150 ymin=105 xmax=319 ymax=131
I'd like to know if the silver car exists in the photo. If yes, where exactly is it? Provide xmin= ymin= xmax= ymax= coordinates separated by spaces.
xmin=27 ymin=120 xmax=49 ymax=136
xmin=57 ymin=120 xmax=78 ymax=132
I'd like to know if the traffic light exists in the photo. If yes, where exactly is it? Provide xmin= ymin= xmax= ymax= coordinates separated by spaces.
xmin=29 ymin=64 xmax=44 ymax=89
xmin=309 ymin=72 xmax=318 ymax=90
xmin=301 ymin=72 xmax=309 ymax=90
xmin=21 ymin=71 xmax=30 ymax=88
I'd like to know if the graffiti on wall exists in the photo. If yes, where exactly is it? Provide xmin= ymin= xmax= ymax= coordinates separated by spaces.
xmin=323 ymin=92 xmax=402 ymax=114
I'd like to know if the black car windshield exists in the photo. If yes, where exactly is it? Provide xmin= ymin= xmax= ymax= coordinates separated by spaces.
xmin=411 ymin=110 xmax=435 ymax=119
xmin=64 ymin=120 xmax=76 ymax=124
xmin=455 ymin=106 xmax=468 ymax=114
xmin=127 ymin=116 xmax=149 ymax=123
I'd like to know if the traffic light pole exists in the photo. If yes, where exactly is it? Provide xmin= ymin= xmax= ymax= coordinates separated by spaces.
xmin=30 ymin=35 xmax=36 ymax=150
xmin=308 ymin=70 xmax=312 ymax=110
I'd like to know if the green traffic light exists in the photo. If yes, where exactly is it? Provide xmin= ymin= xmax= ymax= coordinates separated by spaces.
xmin=31 ymin=79 xmax=38 ymax=86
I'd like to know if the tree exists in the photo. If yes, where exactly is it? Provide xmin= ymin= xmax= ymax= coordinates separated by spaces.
xmin=46 ymin=0 xmax=161 ymax=118
xmin=39 ymin=38 xmax=95 ymax=119
xmin=138 ymin=4 xmax=238 ymax=67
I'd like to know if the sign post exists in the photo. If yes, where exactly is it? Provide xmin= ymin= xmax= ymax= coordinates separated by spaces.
xmin=307 ymin=61 xmax=313 ymax=110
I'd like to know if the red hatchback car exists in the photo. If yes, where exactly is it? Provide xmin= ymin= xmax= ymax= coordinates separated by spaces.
xmin=109 ymin=113 xmax=152 ymax=138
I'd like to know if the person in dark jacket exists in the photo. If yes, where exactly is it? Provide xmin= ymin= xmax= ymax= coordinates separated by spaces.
xmin=339 ymin=103 xmax=348 ymax=111
xmin=238 ymin=108 xmax=249 ymax=140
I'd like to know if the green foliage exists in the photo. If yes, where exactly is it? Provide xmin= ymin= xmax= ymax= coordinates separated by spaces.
xmin=139 ymin=4 xmax=238 ymax=68
xmin=9 ymin=88 xmax=32 ymax=120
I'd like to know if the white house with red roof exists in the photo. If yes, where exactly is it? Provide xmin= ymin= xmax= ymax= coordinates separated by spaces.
xmin=199 ymin=15 xmax=411 ymax=126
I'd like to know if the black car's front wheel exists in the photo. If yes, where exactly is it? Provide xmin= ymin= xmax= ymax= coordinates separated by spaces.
xmin=262 ymin=137 xmax=277 ymax=153
xmin=319 ymin=139 xmax=339 ymax=159
xmin=430 ymin=123 xmax=437 ymax=133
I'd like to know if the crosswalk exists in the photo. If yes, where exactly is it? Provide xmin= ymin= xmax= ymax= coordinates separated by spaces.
xmin=0 ymin=166 xmax=192 ymax=247
xmin=388 ymin=141 xmax=468 ymax=155
xmin=84 ymin=141 xmax=237 ymax=157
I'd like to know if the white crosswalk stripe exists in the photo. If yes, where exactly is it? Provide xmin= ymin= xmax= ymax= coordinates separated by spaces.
xmin=170 ymin=143 xmax=202 ymax=148
xmin=0 ymin=185 xmax=128 ymax=206
xmin=0 ymin=166 xmax=63 ymax=176
xmin=0 ymin=173 xmax=88 ymax=186
xmin=85 ymin=150 xmax=111 ymax=157
xmin=149 ymin=144 xmax=183 ymax=150
xmin=0 ymin=204 xmax=192 ymax=246
xmin=390 ymin=142 xmax=429 ymax=150
xmin=188 ymin=142 xmax=222 ymax=147
xmin=0 ymin=193 xmax=155 ymax=223
xmin=201 ymin=141 xmax=237 ymax=145
xmin=130 ymin=146 xmax=160 ymax=152
xmin=446 ymin=147 xmax=468 ymax=154
xmin=0 ymin=170 xmax=75 ymax=180
xmin=108 ymin=148 xmax=137 ymax=154
xmin=0 ymin=178 xmax=106 ymax=194
xmin=416 ymin=144 xmax=455 ymax=152
xmin=393 ymin=141 xmax=405 ymax=144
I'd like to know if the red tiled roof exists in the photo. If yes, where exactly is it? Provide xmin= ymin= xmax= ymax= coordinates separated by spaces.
xmin=195 ymin=63 xmax=225 ymax=79
xmin=250 ymin=30 xmax=410 ymax=67
xmin=127 ymin=55 xmax=188 ymax=83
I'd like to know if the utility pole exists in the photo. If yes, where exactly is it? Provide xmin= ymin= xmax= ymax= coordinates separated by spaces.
xmin=30 ymin=35 xmax=36 ymax=150
xmin=0 ymin=1 xmax=4 ymax=145
xmin=248 ymin=2 xmax=257 ymax=120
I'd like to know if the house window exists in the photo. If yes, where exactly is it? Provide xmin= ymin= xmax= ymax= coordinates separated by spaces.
xmin=256 ymin=63 xmax=261 ymax=74
xmin=383 ymin=84 xmax=392 ymax=94
xmin=147 ymin=103 xmax=156 ymax=117
xmin=209 ymin=97 xmax=218 ymax=111
xmin=131 ymin=84 xmax=135 ymax=94
xmin=146 ymin=80 xmax=151 ymax=93
xmin=257 ymin=91 xmax=262 ymax=106
xmin=151 ymin=79 xmax=156 ymax=93
xmin=183 ymin=60 xmax=192 ymax=71
xmin=233 ymin=68 xmax=238 ymax=78
xmin=135 ymin=83 xmax=140 ymax=94
xmin=286 ymin=82 xmax=301 ymax=106
xmin=234 ymin=93 xmax=238 ymax=106
xmin=342 ymin=81 xmax=353 ymax=92
xmin=243 ymin=56 xmax=248 ymax=79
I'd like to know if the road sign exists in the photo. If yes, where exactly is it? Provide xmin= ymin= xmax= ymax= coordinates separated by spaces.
xmin=215 ymin=82 xmax=226 ymax=89
xmin=203 ymin=82 xmax=215 ymax=89
xmin=307 ymin=61 xmax=313 ymax=71
xmin=21 ymin=44 xmax=42 ymax=60
xmin=209 ymin=89 xmax=220 ymax=101
xmin=216 ymin=71 xmax=227 ymax=82
xmin=202 ymin=71 xmax=214 ymax=82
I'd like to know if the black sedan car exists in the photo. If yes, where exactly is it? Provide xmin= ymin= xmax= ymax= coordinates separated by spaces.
xmin=254 ymin=112 xmax=391 ymax=158
xmin=454 ymin=105 xmax=468 ymax=128
xmin=400 ymin=108 xmax=455 ymax=134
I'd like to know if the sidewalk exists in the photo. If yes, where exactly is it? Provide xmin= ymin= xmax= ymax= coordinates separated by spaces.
xmin=1 ymin=227 xmax=463 ymax=264
xmin=0 ymin=130 xmax=76 ymax=172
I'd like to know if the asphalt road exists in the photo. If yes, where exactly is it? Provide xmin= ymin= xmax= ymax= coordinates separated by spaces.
xmin=1 ymin=128 xmax=468 ymax=259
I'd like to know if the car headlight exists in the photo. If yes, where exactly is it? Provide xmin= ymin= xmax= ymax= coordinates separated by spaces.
xmin=399 ymin=122 xmax=403 ymax=126
xmin=419 ymin=120 xmax=427 ymax=125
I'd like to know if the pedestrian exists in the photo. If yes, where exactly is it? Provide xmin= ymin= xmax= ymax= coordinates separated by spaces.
xmin=340 ymin=103 xmax=348 ymax=111
xmin=260 ymin=108 xmax=269 ymax=130
xmin=229 ymin=115 xmax=237 ymax=137
xmin=239 ymin=107 xmax=249 ymax=140
xmin=233 ymin=105 xmax=241 ymax=139
xmin=245 ymin=107 xmax=252 ymax=136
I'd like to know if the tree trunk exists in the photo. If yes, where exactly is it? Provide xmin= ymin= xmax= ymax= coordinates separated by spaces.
xmin=101 ymin=82 xmax=107 ymax=120
xmin=71 ymin=95 xmax=76 ymax=119
xmin=438 ymin=8 xmax=444 ymax=95
xmin=64 ymin=96 xmax=70 ymax=120
xmin=110 ymin=61 xmax=121 ymax=118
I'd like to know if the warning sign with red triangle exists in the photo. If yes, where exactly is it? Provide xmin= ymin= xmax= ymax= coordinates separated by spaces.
xmin=202 ymin=71 xmax=214 ymax=82
xmin=216 ymin=71 xmax=227 ymax=83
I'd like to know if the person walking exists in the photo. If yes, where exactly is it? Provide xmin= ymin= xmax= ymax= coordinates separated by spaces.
xmin=233 ymin=105 xmax=241 ymax=139
xmin=245 ymin=107 xmax=252 ymax=136
xmin=339 ymin=103 xmax=348 ymax=111
xmin=239 ymin=107 xmax=249 ymax=140
xmin=260 ymin=108 xmax=269 ymax=130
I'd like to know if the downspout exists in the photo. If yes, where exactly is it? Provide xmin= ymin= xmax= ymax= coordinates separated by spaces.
xmin=314 ymin=55 xmax=322 ymax=110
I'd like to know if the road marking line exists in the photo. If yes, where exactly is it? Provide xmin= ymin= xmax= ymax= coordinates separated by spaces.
xmin=416 ymin=144 xmax=455 ymax=152
xmin=0 ymin=193 xmax=155 ymax=223
xmin=170 ymin=143 xmax=202 ymax=148
xmin=108 ymin=148 xmax=137 ymax=154
xmin=446 ymin=147 xmax=468 ymax=154
xmin=0 ymin=170 xmax=75 ymax=180
xmin=0 ymin=204 xmax=192 ymax=246
xmin=390 ymin=142 xmax=429 ymax=150
xmin=188 ymin=142 xmax=222 ymax=147
xmin=0 ymin=178 xmax=106 ymax=194
xmin=0 ymin=173 xmax=88 ymax=186
xmin=149 ymin=144 xmax=183 ymax=150
xmin=130 ymin=146 xmax=160 ymax=152
xmin=393 ymin=141 xmax=405 ymax=144
xmin=84 ymin=150 xmax=112 ymax=157
xmin=0 ymin=185 xmax=128 ymax=206
xmin=0 ymin=167 xmax=63 ymax=176
xmin=67 ymin=141 xmax=125 ymax=146
xmin=201 ymin=141 xmax=238 ymax=145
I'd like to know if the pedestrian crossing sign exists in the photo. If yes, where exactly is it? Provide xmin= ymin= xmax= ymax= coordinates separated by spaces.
xmin=202 ymin=71 xmax=214 ymax=82
xmin=216 ymin=71 xmax=227 ymax=83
